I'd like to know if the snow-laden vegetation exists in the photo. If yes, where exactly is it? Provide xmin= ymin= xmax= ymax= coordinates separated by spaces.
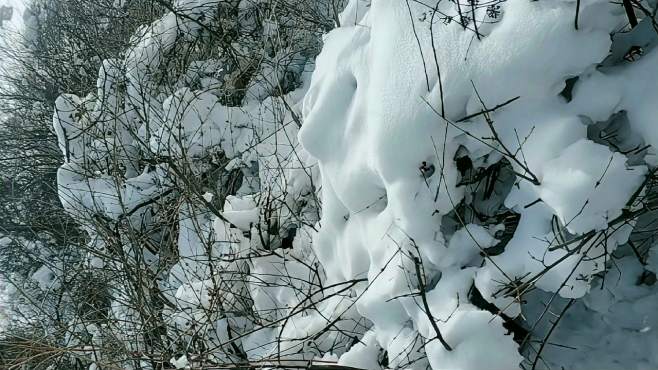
xmin=2 ymin=0 xmax=658 ymax=369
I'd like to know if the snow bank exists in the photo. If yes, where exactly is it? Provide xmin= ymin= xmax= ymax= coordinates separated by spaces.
xmin=299 ymin=0 xmax=656 ymax=368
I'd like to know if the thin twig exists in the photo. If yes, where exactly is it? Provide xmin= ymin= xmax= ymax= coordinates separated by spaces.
xmin=412 ymin=256 xmax=452 ymax=351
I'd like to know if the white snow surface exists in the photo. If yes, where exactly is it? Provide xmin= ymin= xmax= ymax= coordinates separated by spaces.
xmin=299 ymin=0 xmax=657 ymax=368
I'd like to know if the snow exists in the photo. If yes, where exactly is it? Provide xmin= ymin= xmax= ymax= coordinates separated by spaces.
xmin=170 ymin=354 xmax=190 ymax=369
xmin=0 ymin=0 xmax=25 ymax=31
xmin=539 ymin=139 xmax=646 ymax=234
xmin=31 ymin=264 xmax=60 ymax=291
xmin=0 ymin=278 xmax=13 ymax=331
xmin=37 ymin=0 xmax=658 ymax=368
xmin=426 ymin=310 xmax=523 ymax=370
xmin=522 ymin=255 xmax=658 ymax=370
xmin=577 ymin=42 xmax=658 ymax=166
xmin=338 ymin=330 xmax=382 ymax=369
xmin=299 ymin=0 xmax=656 ymax=368
xmin=438 ymin=224 xmax=498 ymax=269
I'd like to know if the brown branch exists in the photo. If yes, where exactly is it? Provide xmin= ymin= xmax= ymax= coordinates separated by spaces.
xmin=623 ymin=0 xmax=639 ymax=28
xmin=531 ymin=299 xmax=575 ymax=370
xmin=413 ymin=256 xmax=452 ymax=351
xmin=456 ymin=95 xmax=520 ymax=123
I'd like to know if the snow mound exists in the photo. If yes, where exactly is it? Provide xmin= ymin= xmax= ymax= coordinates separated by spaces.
xmin=300 ymin=0 xmax=654 ymax=368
